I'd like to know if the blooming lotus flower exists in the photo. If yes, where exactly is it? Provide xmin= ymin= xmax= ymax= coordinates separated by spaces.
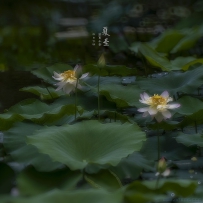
xmin=138 ymin=91 xmax=180 ymax=122
xmin=52 ymin=65 xmax=89 ymax=94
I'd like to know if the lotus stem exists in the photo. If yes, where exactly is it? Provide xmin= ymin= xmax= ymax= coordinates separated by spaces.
xmin=114 ymin=112 xmax=117 ymax=122
xmin=74 ymin=79 xmax=78 ymax=121
xmin=97 ymin=68 xmax=101 ymax=120
xmin=41 ymin=80 xmax=54 ymax=99
xmin=195 ymin=120 xmax=197 ymax=133
xmin=157 ymin=129 xmax=160 ymax=160
xmin=155 ymin=174 xmax=160 ymax=189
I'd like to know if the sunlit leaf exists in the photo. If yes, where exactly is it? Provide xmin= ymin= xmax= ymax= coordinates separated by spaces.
xmin=138 ymin=43 xmax=171 ymax=71
xmin=182 ymin=58 xmax=203 ymax=71
xmin=171 ymin=29 xmax=203 ymax=53
xmin=153 ymin=30 xmax=185 ymax=53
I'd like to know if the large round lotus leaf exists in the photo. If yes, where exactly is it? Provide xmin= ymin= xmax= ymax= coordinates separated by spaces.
xmin=137 ymin=66 xmax=203 ymax=95
xmin=27 ymin=121 xmax=146 ymax=170
xmin=0 ymin=189 xmax=123 ymax=203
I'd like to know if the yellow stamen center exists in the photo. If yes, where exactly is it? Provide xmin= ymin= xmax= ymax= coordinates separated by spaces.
xmin=151 ymin=94 xmax=167 ymax=106
xmin=61 ymin=70 xmax=77 ymax=82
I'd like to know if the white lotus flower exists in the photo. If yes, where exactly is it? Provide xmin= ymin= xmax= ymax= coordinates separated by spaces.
xmin=137 ymin=91 xmax=180 ymax=122
xmin=52 ymin=65 xmax=89 ymax=94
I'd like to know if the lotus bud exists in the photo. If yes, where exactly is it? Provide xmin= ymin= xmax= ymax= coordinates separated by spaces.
xmin=157 ymin=157 xmax=167 ymax=173
xmin=98 ymin=54 xmax=105 ymax=68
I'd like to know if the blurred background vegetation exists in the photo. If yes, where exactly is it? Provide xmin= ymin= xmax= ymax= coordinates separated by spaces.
xmin=1 ymin=0 xmax=203 ymax=111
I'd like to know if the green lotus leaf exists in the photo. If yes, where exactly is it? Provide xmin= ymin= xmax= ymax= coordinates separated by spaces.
xmin=129 ymin=42 xmax=141 ymax=53
xmin=3 ymin=122 xmax=62 ymax=171
xmin=83 ymin=64 xmax=137 ymax=76
xmin=85 ymin=169 xmax=122 ymax=190
xmin=138 ymin=43 xmax=171 ymax=71
xmin=137 ymin=66 xmax=203 ymax=95
xmin=174 ymin=157 xmax=203 ymax=170
xmin=148 ymin=120 xmax=179 ymax=131
xmin=176 ymin=96 xmax=203 ymax=115
xmin=99 ymin=84 xmax=143 ymax=108
xmin=126 ymin=179 xmax=197 ymax=197
xmin=0 ymin=189 xmax=123 ymax=203
xmin=153 ymin=30 xmax=185 ymax=53
xmin=180 ymin=109 xmax=203 ymax=127
xmin=175 ymin=132 xmax=203 ymax=147
xmin=182 ymin=58 xmax=203 ymax=71
xmin=20 ymin=86 xmax=63 ymax=100
xmin=31 ymin=63 xmax=73 ymax=84
xmin=110 ymin=152 xmax=154 ymax=180
xmin=170 ymin=56 xmax=197 ymax=71
xmin=27 ymin=121 xmax=146 ymax=170
xmin=140 ymin=132 xmax=194 ymax=160
xmin=86 ymin=76 xmax=122 ymax=87
xmin=0 ymin=98 xmax=76 ymax=130
xmin=171 ymin=28 xmax=203 ymax=53
xmin=17 ymin=166 xmax=82 ymax=195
